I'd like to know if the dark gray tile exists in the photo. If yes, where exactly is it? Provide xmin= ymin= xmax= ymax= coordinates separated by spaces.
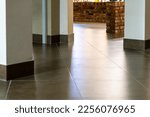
xmin=136 ymin=79 xmax=150 ymax=91
xmin=57 ymin=43 xmax=106 ymax=60
xmin=7 ymin=80 xmax=82 ymax=100
xmin=4 ymin=23 xmax=150 ymax=100
xmin=33 ymin=44 xmax=59 ymax=59
xmin=68 ymin=58 xmax=118 ymax=69
xmin=35 ymin=60 xmax=67 ymax=74
xmin=74 ymin=79 xmax=150 ymax=100
xmin=15 ymin=68 xmax=71 ymax=81
xmin=70 ymin=67 xmax=132 ymax=81
xmin=0 ymin=81 xmax=10 ymax=99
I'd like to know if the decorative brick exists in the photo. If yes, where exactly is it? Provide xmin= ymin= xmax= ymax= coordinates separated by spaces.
xmin=74 ymin=2 xmax=106 ymax=23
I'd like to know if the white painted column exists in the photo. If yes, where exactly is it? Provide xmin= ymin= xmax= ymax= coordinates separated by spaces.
xmin=0 ymin=0 xmax=7 ymax=65
xmin=47 ymin=0 xmax=60 ymax=36
xmin=42 ymin=0 xmax=47 ymax=44
xmin=33 ymin=0 xmax=74 ymax=44
xmin=145 ymin=0 xmax=150 ymax=40
xmin=32 ymin=0 xmax=42 ymax=43
xmin=0 ymin=0 xmax=34 ymax=80
xmin=60 ymin=0 xmax=74 ymax=42
xmin=33 ymin=0 xmax=60 ymax=44
xmin=124 ymin=0 xmax=150 ymax=50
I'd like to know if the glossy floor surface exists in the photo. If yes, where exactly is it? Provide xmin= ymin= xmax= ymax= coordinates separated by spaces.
xmin=1 ymin=23 xmax=150 ymax=100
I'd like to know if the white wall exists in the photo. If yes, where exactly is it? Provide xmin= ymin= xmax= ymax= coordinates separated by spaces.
xmin=32 ymin=0 xmax=73 ymax=36
xmin=68 ymin=0 xmax=73 ymax=34
xmin=60 ymin=0 xmax=73 ymax=35
xmin=6 ymin=0 xmax=33 ymax=65
xmin=32 ymin=0 xmax=42 ymax=35
xmin=32 ymin=0 xmax=61 ymax=36
xmin=0 ymin=0 xmax=7 ymax=65
xmin=125 ymin=0 xmax=145 ymax=40
xmin=47 ymin=0 xmax=60 ymax=36
xmin=47 ymin=0 xmax=52 ymax=35
xmin=145 ymin=0 xmax=150 ymax=40
xmin=60 ymin=0 xmax=68 ymax=34
xmin=0 ymin=0 xmax=33 ymax=65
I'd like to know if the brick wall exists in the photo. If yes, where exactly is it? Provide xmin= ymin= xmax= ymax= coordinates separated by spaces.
xmin=74 ymin=2 xmax=106 ymax=23
xmin=74 ymin=2 xmax=125 ymax=35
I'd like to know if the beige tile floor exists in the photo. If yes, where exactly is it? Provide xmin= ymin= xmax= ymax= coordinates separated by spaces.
xmin=1 ymin=23 xmax=150 ymax=100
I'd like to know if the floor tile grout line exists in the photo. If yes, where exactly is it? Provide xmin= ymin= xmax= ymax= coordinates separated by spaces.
xmin=87 ymin=42 xmax=148 ymax=90
xmin=85 ymin=39 xmax=150 ymax=91
xmin=88 ymin=42 xmax=149 ymax=91
xmin=66 ymin=67 xmax=84 ymax=100
xmin=56 ymin=44 xmax=83 ymax=99
xmin=4 ymin=80 xmax=12 ymax=99
xmin=56 ymin=39 xmax=149 ymax=95
xmin=56 ymin=31 xmax=148 ymax=96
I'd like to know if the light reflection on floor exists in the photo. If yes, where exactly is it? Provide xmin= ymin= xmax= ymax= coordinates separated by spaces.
xmin=1 ymin=23 xmax=150 ymax=100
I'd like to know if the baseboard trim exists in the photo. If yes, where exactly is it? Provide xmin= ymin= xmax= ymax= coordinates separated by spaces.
xmin=124 ymin=38 xmax=150 ymax=50
xmin=33 ymin=34 xmax=42 ymax=44
xmin=33 ymin=34 xmax=74 ymax=44
xmin=0 ymin=61 xmax=34 ymax=81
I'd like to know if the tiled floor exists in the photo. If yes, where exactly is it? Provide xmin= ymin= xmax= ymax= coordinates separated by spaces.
xmin=1 ymin=23 xmax=150 ymax=100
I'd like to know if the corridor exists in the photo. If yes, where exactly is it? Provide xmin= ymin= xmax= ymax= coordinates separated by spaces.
xmin=1 ymin=23 xmax=150 ymax=100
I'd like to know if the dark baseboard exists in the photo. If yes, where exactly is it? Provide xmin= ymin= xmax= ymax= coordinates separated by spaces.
xmin=47 ymin=35 xmax=60 ymax=44
xmin=0 ymin=61 xmax=34 ymax=81
xmin=33 ymin=34 xmax=42 ymax=44
xmin=60 ymin=34 xmax=74 ymax=43
xmin=33 ymin=34 xmax=74 ymax=44
xmin=124 ymin=39 xmax=150 ymax=51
